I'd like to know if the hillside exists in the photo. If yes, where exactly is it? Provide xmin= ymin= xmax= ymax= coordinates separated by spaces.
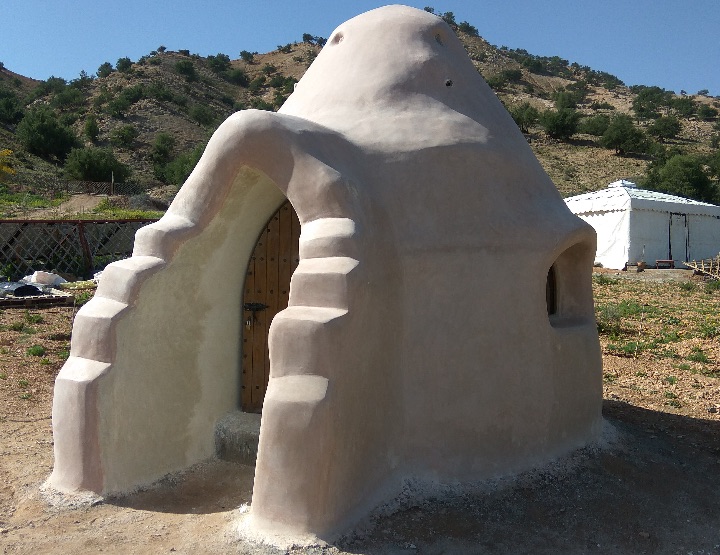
xmin=1 ymin=17 xmax=719 ymax=212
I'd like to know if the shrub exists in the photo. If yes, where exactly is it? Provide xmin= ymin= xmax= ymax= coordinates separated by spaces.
xmin=502 ymin=68 xmax=523 ymax=83
xmin=64 ymin=146 xmax=131 ymax=182
xmin=116 ymin=57 xmax=133 ymax=73
xmin=687 ymin=347 xmax=709 ymax=363
xmin=697 ymin=104 xmax=718 ymax=121
xmin=207 ymin=53 xmax=231 ymax=74
xmin=175 ymin=60 xmax=197 ymax=81
xmin=146 ymin=81 xmax=173 ymax=101
xmin=150 ymin=133 xmax=176 ymax=180
xmin=28 ymin=76 xmax=68 ymax=101
xmin=226 ymin=68 xmax=249 ymax=87
xmin=678 ymin=280 xmax=697 ymax=292
xmin=110 ymin=124 xmax=139 ymax=147
xmin=485 ymin=74 xmax=507 ymax=90
xmin=0 ymin=87 xmax=24 ymax=124
xmin=16 ymin=106 xmax=79 ymax=161
xmin=26 ymin=344 xmax=46 ymax=356
xmin=457 ymin=21 xmax=479 ymax=36
xmin=590 ymin=101 xmax=615 ymax=111
xmin=239 ymin=50 xmax=255 ymax=63
xmin=84 ymin=114 xmax=99 ymax=142
xmin=51 ymin=87 xmax=85 ymax=110
xmin=248 ymin=75 xmax=266 ymax=93
xmin=553 ymin=92 xmax=577 ymax=110
xmin=106 ymin=84 xmax=145 ymax=118
xmin=97 ymin=62 xmax=114 ymax=78
xmin=161 ymin=143 xmax=206 ymax=185
xmin=188 ymin=104 xmax=216 ymax=126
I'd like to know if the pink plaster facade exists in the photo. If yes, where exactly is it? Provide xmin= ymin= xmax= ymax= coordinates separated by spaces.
xmin=50 ymin=5 xmax=602 ymax=544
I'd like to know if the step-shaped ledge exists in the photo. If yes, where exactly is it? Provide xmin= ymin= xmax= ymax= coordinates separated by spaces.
xmin=289 ymin=257 xmax=359 ymax=309
xmin=299 ymin=218 xmax=357 ymax=259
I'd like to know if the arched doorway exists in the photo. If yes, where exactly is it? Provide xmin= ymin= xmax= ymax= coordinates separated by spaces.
xmin=241 ymin=200 xmax=300 ymax=412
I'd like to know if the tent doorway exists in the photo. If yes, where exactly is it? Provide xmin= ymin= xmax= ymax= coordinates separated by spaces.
xmin=241 ymin=200 xmax=300 ymax=412
xmin=669 ymin=212 xmax=688 ymax=263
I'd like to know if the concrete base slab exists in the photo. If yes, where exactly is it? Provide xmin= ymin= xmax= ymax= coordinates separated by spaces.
xmin=215 ymin=411 xmax=261 ymax=465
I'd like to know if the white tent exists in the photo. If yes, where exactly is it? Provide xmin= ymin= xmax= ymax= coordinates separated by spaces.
xmin=565 ymin=180 xmax=720 ymax=270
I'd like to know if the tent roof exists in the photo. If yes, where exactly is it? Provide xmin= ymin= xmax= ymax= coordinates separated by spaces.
xmin=565 ymin=180 xmax=720 ymax=217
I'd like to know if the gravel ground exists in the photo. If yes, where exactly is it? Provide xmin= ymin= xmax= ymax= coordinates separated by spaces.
xmin=2 ymin=273 xmax=720 ymax=554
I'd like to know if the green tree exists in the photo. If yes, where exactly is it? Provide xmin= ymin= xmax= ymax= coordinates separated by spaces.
xmin=697 ymin=104 xmax=718 ymax=121
xmin=632 ymin=86 xmax=671 ymax=119
xmin=539 ymin=108 xmax=580 ymax=140
xmin=647 ymin=116 xmax=681 ymax=141
xmin=457 ymin=21 xmax=478 ymax=36
xmin=502 ymin=68 xmax=522 ymax=83
xmin=706 ymin=149 xmax=720 ymax=180
xmin=441 ymin=11 xmax=456 ymax=25
xmin=207 ymin=53 xmax=231 ymax=74
xmin=16 ymin=106 xmax=79 ymax=161
xmin=64 ymin=147 xmax=131 ymax=182
xmin=84 ymin=114 xmax=100 ymax=142
xmin=161 ymin=143 xmax=205 ymax=185
xmin=579 ymin=114 xmax=610 ymax=136
xmin=174 ymin=60 xmax=197 ymax=81
xmin=669 ymin=96 xmax=696 ymax=117
xmin=644 ymin=154 xmax=716 ymax=203
xmin=97 ymin=62 xmax=114 ymax=78
xmin=116 ymin=57 xmax=133 ymax=73
xmin=600 ymin=114 xmax=649 ymax=155
xmin=149 ymin=132 xmax=176 ymax=180
xmin=553 ymin=91 xmax=578 ymax=110
xmin=239 ymin=50 xmax=255 ymax=63
xmin=0 ymin=87 xmax=24 ymax=124
xmin=110 ymin=124 xmax=139 ymax=147
xmin=509 ymin=102 xmax=539 ymax=133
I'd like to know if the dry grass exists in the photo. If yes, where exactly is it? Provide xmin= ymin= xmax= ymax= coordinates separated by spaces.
xmin=593 ymin=270 xmax=720 ymax=421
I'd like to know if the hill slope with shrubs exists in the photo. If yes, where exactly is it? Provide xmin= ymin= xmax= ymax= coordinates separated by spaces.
xmin=0 ymin=9 xmax=719 ymax=215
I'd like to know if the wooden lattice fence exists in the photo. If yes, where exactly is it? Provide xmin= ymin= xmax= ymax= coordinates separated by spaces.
xmin=685 ymin=255 xmax=720 ymax=279
xmin=0 ymin=219 xmax=157 ymax=281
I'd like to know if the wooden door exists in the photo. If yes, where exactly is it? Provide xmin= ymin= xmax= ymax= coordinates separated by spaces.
xmin=241 ymin=200 xmax=300 ymax=412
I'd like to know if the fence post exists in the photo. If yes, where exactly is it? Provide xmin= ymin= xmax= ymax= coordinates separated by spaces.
xmin=76 ymin=222 xmax=94 ymax=278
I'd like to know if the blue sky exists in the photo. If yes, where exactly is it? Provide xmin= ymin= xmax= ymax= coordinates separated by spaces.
xmin=4 ymin=0 xmax=719 ymax=96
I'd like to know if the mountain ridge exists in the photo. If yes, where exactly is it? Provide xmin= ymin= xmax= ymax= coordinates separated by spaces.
xmin=1 ymin=24 xmax=718 ymax=209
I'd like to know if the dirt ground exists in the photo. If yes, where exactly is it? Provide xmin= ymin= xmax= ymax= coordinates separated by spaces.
xmin=24 ymin=194 xmax=106 ymax=219
xmin=2 ymin=272 xmax=720 ymax=554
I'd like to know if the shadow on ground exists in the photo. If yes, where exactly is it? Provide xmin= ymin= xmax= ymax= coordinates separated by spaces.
xmin=108 ymin=459 xmax=255 ymax=515
xmin=97 ymin=402 xmax=720 ymax=554
xmin=334 ymin=401 xmax=720 ymax=555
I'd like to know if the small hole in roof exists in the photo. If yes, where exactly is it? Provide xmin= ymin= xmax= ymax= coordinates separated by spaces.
xmin=332 ymin=32 xmax=344 ymax=44
xmin=435 ymin=33 xmax=444 ymax=46
xmin=445 ymin=79 xmax=453 ymax=87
